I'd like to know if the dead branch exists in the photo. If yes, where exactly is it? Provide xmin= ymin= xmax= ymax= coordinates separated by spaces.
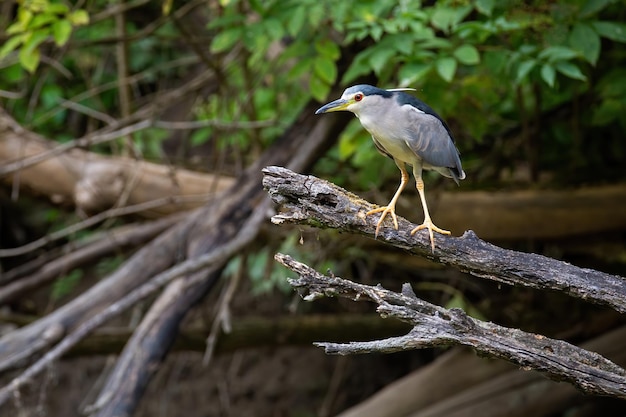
xmin=0 ymin=109 xmax=234 ymax=215
xmin=0 ymin=208 xmax=265 ymax=408
xmin=0 ymin=214 xmax=184 ymax=303
xmin=339 ymin=325 xmax=626 ymax=417
xmin=275 ymin=253 xmax=626 ymax=399
xmin=84 ymin=96 xmax=354 ymax=417
xmin=262 ymin=166 xmax=626 ymax=314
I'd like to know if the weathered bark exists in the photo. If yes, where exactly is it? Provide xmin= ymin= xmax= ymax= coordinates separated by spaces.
xmin=339 ymin=325 xmax=626 ymax=417
xmin=275 ymin=254 xmax=626 ymax=399
xmin=0 ymin=109 xmax=234 ymax=216
xmin=85 ymin=98 xmax=353 ymax=416
xmin=0 ymin=214 xmax=184 ymax=302
xmin=262 ymin=166 xmax=626 ymax=313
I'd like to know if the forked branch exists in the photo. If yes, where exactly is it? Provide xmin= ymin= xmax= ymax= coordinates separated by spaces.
xmin=275 ymin=254 xmax=626 ymax=398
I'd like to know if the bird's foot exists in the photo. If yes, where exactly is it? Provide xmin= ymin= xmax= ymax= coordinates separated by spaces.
xmin=410 ymin=219 xmax=450 ymax=252
xmin=366 ymin=206 xmax=398 ymax=237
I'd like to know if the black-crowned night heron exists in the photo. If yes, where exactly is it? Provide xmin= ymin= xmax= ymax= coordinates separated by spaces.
xmin=316 ymin=84 xmax=465 ymax=251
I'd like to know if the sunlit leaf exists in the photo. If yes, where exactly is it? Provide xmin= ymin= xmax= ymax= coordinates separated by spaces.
xmin=313 ymin=57 xmax=337 ymax=85
xmin=309 ymin=74 xmax=330 ymax=102
xmin=68 ymin=9 xmax=89 ymax=26
xmin=453 ymin=44 xmax=480 ymax=65
xmin=20 ymin=47 xmax=41 ymax=73
xmin=341 ymin=51 xmax=372 ymax=83
xmin=30 ymin=13 xmax=56 ymax=29
xmin=210 ymin=27 xmax=242 ymax=53
xmin=263 ymin=18 xmax=284 ymax=40
xmin=369 ymin=47 xmax=395 ymax=74
xmin=390 ymin=33 xmax=414 ymax=55
xmin=436 ymin=57 xmax=457 ymax=82
xmin=288 ymin=6 xmax=307 ymax=37
xmin=52 ymin=20 xmax=72 ymax=46
xmin=0 ymin=35 xmax=24 ymax=59
xmin=431 ymin=6 xmax=472 ymax=34
xmin=398 ymin=62 xmax=432 ymax=86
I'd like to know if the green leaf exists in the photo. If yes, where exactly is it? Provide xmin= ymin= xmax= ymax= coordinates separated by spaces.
xmin=436 ymin=57 xmax=457 ymax=82
xmin=210 ymin=27 xmax=242 ymax=53
xmin=453 ymin=44 xmax=480 ymax=65
xmin=68 ymin=9 xmax=89 ymax=26
xmin=0 ymin=35 xmax=24 ymax=59
xmin=20 ymin=45 xmax=40 ymax=73
xmin=190 ymin=127 xmax=212 ymax=146
xmin=475 ymin=0 xmax=495 ymax=16
xmin=369 ymin=47 xmax=395 ymax=74
xmin=515 ymin=59 xmax=536 ymax=83
xmin=287 ymin=57 xmax=312 ymax=79
xmin=315 ymin=39 xmax=340 ymax=60
xmin=313 ymin=57 xmax=337 ymax=85
xmin=341 ymin=52 xmax=372 ymax=83
xmin=579 ymin=0 xmax=614 ymax=18
xmin=287 ymin=6 xmax=307 ymax=37
xmin=592 ymin=21 xmax=626 ymax=43
xmin=431 ymin=6 xmax=472 ymax=34
xmin=398 ymin=62 xmax=432 ymax=85
xmin=538 ymin=46 xmax=579 ymax=63
xmin=6 ymin=21 xmax=25 ymax=35
xmin=309 ymin=74 xmax=330 ymax=102
xmin=263 ymin=18 xmax=284 ymax=40
xmin=390 ymin=33 xmax=414 ymax=56
xmin=555 ymin=61 xmax=587 ymax=81
xmin=52 ymin=20 xmax=72 ymax=46
xmin=541 ymin=63 xmax=556 ymax=87
xmin=30 ymin=13 xmax=57 ymax=29
xmin=431 ymin=7 xmax=456 ymax=34
xmin=47 ymin=3 xmax=70 ymax=14
xmin=569 ymin=23 xmax=600 ymax=65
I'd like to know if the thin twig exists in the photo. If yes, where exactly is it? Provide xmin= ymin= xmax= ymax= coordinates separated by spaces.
xmin=0 ymin=194 xmax=210 ymax=258
xmin=0 ymin=205 xmax=267 ymax=408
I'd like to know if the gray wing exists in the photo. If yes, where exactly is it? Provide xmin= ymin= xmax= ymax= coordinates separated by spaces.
xmin=401 ymin=107 xmax=464 ymax=180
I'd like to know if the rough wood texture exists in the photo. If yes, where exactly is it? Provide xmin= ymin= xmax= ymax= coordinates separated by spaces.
xmin=0 ymin=109 xmax=234 ymax=216
xmin=275 ymin=254 xmax=626 ymax=399
xmin=262 ymin=166 xmax=626 ymax=314
xmin=338 ymin=325 xmax=626 ymax=417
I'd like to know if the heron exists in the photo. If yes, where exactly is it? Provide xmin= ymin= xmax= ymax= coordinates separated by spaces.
xmin=316 ymin=84 xmax=465 ymax=252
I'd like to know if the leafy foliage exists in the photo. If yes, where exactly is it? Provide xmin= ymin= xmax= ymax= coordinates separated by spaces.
xmin=1 ymin=0 xmax=625 ymax=296
xmin=0 ymin=0 xmax=88 ymax=73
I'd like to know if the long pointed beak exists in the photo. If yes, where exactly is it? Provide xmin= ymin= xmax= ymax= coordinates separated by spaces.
xmin=315 ymin=98 xmax=350 ymax=114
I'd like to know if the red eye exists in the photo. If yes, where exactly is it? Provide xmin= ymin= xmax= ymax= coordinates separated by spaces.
xmin=354 ymin=93 xmax=363 ymax=102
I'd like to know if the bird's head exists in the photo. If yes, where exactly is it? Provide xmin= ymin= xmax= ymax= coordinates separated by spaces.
xmin=315 ymin=84 xmax=416 ymax=116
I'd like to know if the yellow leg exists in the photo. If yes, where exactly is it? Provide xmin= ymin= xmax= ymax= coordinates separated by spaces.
xmin=366 ymin=162 xmax=409 ymax=238
xmin=410 ymin=176 xmax=450 ymax=252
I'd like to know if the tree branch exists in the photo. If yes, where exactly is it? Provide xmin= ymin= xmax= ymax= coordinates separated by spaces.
xmin=261 ymin=166 xmax=626 ymax=314
xmin=275 ymin=253 xmax=626 ymax=399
